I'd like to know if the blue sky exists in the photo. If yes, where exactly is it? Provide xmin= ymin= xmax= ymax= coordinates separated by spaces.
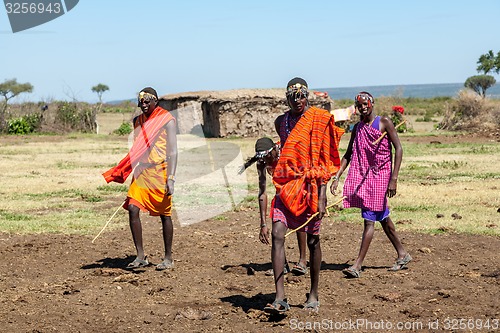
xmin=1 ymin=0 xmax=499 ymax=103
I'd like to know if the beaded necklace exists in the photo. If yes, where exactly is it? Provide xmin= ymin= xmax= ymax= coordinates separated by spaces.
xmin=285 ymin=111 xmax=303 ymax=136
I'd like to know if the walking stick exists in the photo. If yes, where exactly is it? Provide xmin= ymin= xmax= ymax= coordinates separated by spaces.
xmin=92 ymin=199 xmax=126 ymax=243
xmin=371 ymin=120 xmax=406 ymax=145
xmin=285 ymin=196 xmax=346 ymax=238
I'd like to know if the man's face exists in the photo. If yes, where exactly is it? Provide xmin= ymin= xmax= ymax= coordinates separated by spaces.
xmin=262 ymin=147 xmax=279 ymax=165
xmin=138 ymin=97 xmax=157 ymax=115
xmin=355 ymin=96 xmax=373 ymax=117
xmin=287 ymin=92 xmax=308 ymax=113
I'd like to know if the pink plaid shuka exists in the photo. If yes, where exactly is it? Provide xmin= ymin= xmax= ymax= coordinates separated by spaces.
xmin=343 ymin=117 xmax=392 ymax=211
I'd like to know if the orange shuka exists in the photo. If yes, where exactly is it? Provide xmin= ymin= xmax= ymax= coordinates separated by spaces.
xmin=272 ymin=106 xmax=344 ymax=216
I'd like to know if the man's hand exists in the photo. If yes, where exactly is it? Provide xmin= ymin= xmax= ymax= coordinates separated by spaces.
xmin=259 ymin=225 xmax=270 ymax=245
xmin=330 ymin=178 xmax=340 ymax=195
xmin=166 ymin=179 xmax=175 ymax=195
xmin=387 ymin=179 xmax=397 ymax=198
xmin=316 ymin=196 xmax=326 ymax=220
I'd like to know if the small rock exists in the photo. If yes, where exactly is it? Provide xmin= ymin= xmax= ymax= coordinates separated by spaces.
xmin=486 ymin=224 xmax=497 ymax=228
xmin=419 ymin=247 xmax=432 ymax=254
xmin=113 ymin=274 xmax=138 ymax=283
xmin=451 ymin=213 xmax=462 ymax=220
xmin=246 ymin=267 xmax=255 ymax=275
xmin=436 ymin=213 xmax=444 ymax=218
xmin=374 ymin=292 xmax=403 ymax=302
xmin=175 ymin=307 xmax=213 ymax=320
xmin=482 ymin=270 xmax=500 ymax=278
xmin=286 ymin=275 xmax=302 ymax=284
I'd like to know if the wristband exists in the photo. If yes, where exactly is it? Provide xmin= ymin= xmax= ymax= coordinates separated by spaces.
xmin=260 ymin=224 xmax=267 ymax=228
xmin=167 ymin=175 xmax=175 ymax=182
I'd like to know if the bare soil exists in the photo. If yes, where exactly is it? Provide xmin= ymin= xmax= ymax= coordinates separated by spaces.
xmin=1 ymin=134 xmax=499 ymax=333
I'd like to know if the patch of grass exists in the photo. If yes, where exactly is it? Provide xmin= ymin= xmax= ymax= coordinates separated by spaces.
xmin=394 ymin=204 xmax=437 ymax=212
xmin=97 ymin=184 xmax=128 ymax=192
xmin=0 ymin=209 xmax=32 ymax=221
xmin=432 ymin=160 xmax=467 ymax=169
xmin=244 ymin=195 xmax=257 ymax=202
xmin=56 ymin=161 xmax=80 ymax=169
xmin=80 ymin=194 xmax=103 ymax=202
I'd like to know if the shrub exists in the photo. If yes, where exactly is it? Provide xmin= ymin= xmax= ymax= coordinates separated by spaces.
xmin=7 ymin=113 xmax=42 ymax=134
xmin=55 ymin=101 xmax=97 ymax=132
xmin=113 ymin=122 xmax=132 ymax=135
xmin=439 ymin=89 xmax=500 ymax=132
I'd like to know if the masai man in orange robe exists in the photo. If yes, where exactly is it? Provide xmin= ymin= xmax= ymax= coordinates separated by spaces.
xmin=263 ymin=78 xmax=344 ymax=314
xmin=103 ymin=87 xmax=177 ymax=271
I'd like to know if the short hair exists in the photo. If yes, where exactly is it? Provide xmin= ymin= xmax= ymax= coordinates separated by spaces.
xmin=286 ymin=77 xmax=308 ymax=89
xmin=255 ymin=137 xmax=274 ymax=152
xmin=238 ymin=137 xmax=277 ymax=174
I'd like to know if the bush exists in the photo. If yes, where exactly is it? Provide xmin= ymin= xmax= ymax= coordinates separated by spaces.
xmin=113 ymin=122 xmax=132 ymax=135
xmin=7 ymin=113 xmax=42 ymax=134
xmin=439 ymin=89 xmax=500 ymax=132
xmin=55 ymin=101 xmax=96 ymax=132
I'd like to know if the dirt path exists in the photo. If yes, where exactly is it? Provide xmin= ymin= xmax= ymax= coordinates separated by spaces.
xmin=1 ymin=206 xmax=499 ymax=332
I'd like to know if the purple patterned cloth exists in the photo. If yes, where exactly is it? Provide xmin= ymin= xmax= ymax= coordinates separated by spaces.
xmin=343 ymin=117 xmax=392 ymax=211
xmin=272 ymin=196 xmax=321 ymax=235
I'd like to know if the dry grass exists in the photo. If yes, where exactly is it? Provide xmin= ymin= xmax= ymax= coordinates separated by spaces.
xmin=0 ymin=113 xmax=499 ymax=237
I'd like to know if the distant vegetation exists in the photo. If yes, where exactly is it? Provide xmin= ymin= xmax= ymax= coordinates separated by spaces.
xmin=464 ymin=50 xmax=500 ymax=97
xmin=0 ymin=78 xmax=34 ymax=133
xmin=91 ymin=83 xmax=109 ymax=104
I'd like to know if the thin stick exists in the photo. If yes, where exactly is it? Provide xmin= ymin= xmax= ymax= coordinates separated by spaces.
xmin=371 ymin=120 xmax=406 ymax=145
xmin=285 ymin=196 xmax=346 ymax=238
xmin=92 ymin=199 xmax=126 ymax=243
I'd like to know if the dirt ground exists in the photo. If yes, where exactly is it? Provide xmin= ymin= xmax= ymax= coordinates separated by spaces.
xmin=1 ymin=212 xmax=499 ymax=333
xmin=1 ymin=135 xmax=499 ymax=333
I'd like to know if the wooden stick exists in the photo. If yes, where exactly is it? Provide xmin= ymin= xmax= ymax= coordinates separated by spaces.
xmin=92 ymin=199 xmax=126 ymax=243
xmin=285 ymin=196 xmax=346 ymax=238
xmin=371 ymin=120 xmax=406 ymax=145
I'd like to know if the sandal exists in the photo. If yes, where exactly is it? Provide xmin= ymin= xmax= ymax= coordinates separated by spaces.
xmin=126 ymin=257 xmax=149 ymax=270
xmin=303 ymin=300 xmax=320 ymax=312
xmin=342 ymin=266 xmax=361 ymax=278
xmin=264 ymin=299 xmax=290 ymax=314
xmin=156 ymin=259 xmax=174 ymax=271
xmin=291 ymin=262 xmax=308 ymax=276
xmin=389 ymin=253 xmax=412 ymax=271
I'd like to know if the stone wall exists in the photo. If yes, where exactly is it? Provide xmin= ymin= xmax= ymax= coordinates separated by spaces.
xmin=159 ymin=89 xmax=333 ymax=138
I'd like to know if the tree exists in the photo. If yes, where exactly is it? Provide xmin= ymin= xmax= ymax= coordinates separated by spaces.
xmin=464 ymin=75 xmax=496 ymax=97
xmin=476 ymin=50 xmax=496 ymax=75
xmin=0 ymin=78 xmax=34 ymax=106
xmin=495 ymin=51 xmax=500 ymax=74
xmin=0 ymin=78 xmax=34 ymax=132
xmin=91 ymin=83 xmax=109 ymax=104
